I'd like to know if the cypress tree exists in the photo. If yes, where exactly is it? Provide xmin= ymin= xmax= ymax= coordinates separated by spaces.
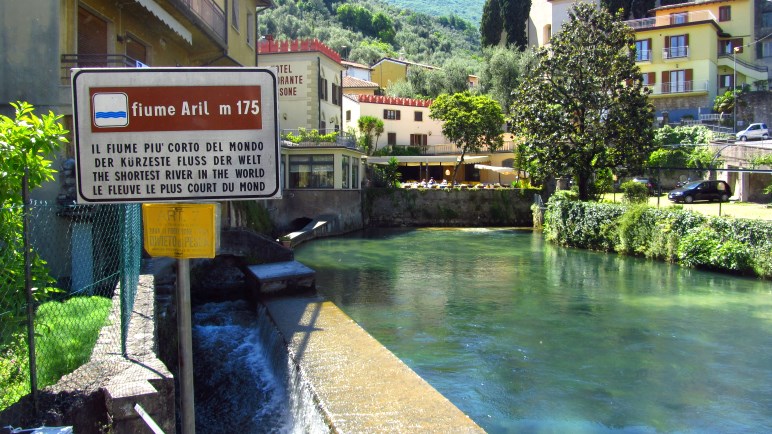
xmin=501 ymin=0 xmax=531 ymax=50
xmin=480 ymin=0 xmax=503 ymax=47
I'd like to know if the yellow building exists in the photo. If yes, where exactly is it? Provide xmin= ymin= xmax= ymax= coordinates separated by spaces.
xmin=370 ymin=57 xmax=478 ymax=91
xmin=625 ymin=0 xmax=768 ymax=121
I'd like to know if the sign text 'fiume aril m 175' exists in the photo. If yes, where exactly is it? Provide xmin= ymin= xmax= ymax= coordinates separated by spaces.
xmin=72 ymin=68 xmax=280 ymax=203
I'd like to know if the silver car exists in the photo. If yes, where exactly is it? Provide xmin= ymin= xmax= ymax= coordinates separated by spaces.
xmin=736 ymin=123 xmax=769 ymax=141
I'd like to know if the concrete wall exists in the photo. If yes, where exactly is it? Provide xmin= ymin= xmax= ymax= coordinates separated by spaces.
xmin=365 ymin=188 xmax=538 ymax=227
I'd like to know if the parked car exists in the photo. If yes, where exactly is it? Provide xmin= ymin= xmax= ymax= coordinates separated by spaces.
xmin=668 ymin=180 xmax=732 ymax=203
xmin=632 ymin=177 xmax=659 ymax=195
xmin=735 ymin=123 xmax=769 ymax=141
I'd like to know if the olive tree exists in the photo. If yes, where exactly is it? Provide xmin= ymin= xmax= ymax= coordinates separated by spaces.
xmin=429 ymin=92 xmax=504 ymax=184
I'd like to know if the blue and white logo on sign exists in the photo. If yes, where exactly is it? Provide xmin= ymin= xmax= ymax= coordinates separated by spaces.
xmin=93 ymin=92 xmax=129 ymax=127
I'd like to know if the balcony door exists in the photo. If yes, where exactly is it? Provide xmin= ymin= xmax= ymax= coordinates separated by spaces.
xmin=78 ymin=7 xmax=108 ymax=67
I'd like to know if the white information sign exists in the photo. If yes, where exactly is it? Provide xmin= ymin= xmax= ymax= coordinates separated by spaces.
xmin=71 ymin=68 xmax=281 ymax=203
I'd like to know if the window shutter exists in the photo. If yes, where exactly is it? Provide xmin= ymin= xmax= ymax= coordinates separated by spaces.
xmin=648 ymin=72 xmax=656 ymax=83
xmin=396 ymin=110 xmax=401 ymax=120
xmin=383 ymin=109 xmax=388 ymax=119
xmin=664 ymin=36 xmax=670 ymax=50
xmin=662 ymin=71 xmax=669 ymax=93
xmin=685 ymin=34 xmax=689 ymax=48
xmin=685 ymin=69 xmax=693 ymax=91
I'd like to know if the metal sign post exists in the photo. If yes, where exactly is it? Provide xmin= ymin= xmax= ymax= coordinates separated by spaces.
xmin=71 ymin=68 xmax=280 ymax=434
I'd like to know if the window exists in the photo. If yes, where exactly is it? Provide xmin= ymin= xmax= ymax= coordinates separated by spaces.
xmin=342 ymin=155 xmax=350 ymax=189
xmin=319 ymin=120 xmax=326 ymax=133
xmin=665 ymin=35 xmax=688 ymax=59
xmin=414 ymin=111 xmax=423 ymax=121
xmin=641 ymin=72 xmax=655 ymax=86
xmin=763 ymin=41 xmax=772 ymax=58
xmin=763 ymin=12 xmax=772 ymax=27
xmin=384 ymin=109 xmax=401 ymax=120
xmin=387 ymin=132 xmax=397 ymax=145
xmin=719 ymin=74 xmax=733 ymax=88
xmin=331 ymin=83 xmax=341 ymax=105
xmin=410 ymin=134 xmax=428 ymax=146
xmin=670 ymin=12 xmax=687 ymax=25
xmin=719 ymin=6 xmax=731 ymax=22
xmin=231 ymin=0 xmax=240 ymax=30
xmin=662 ymin=69 xmax=692 ymax=93
xmin=288 ymin=155 xmax=334 ymax=188
xmin=346 ymin=110 xmax=351 ymax=121
xmin=247 ymin=12 xmax=254 ymax=46
xmin=352 ymin=160 xmax=359 ymax=189
xmin=319 ymin=78 xmax=328 ymax=101
xmin=635 ymin=39 xmax=651 ymax=62
xmin=720 ymin=39 xmax=743 ymax=56
xmin=543 ymin=24 xmax=552 ymax=44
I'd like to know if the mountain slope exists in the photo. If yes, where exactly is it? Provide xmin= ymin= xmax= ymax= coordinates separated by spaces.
xmin=382 ymin=0 xmax=486 ymax=25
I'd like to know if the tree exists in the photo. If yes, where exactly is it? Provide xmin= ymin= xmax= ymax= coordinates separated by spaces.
xmin=429 ymin=92 xmax=504 ymax=183
xmin=501 ymin=0 xmax=531 ymax=50
xmin=511 ymin=3 xmax=654 ymax=200
xmin=357 ymin=115 xmax=384 ymax=155
xmin=713 ymin=84 xmax=750 ymax=117
xmin=480 ymin=46 xmax=534 ymax=115
xmin=1 ymin=102 xmax=68 ymax=330
xmin=480 ymin=0 xmax=503 ymax=47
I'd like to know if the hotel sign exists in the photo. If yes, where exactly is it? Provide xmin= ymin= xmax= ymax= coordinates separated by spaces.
xmin=71 ymin=68 xmax=281 ymax=203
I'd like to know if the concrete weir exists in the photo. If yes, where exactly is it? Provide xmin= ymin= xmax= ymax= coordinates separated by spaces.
xmin=263 ymin=296 xmax=484 ymax=433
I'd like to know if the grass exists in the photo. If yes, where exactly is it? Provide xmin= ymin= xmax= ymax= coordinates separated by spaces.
xmin=602 ymin=193 xmax=772 ymax=220
xmin=0 ymin=295 xmax=112 ymax=411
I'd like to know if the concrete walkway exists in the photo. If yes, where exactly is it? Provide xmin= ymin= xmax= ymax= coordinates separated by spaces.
xmin=264 ymin=296 xmax=484 ymax=433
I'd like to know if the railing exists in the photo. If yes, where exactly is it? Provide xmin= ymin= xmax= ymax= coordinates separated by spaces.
xmin=419 ymin=140 xmax=516 ymax=155
xmin=656 ymin=80 xmax=708 ymax=95
xmin=60 ymin=54 xmax=142 ymax=82
xmin=174 ymin=0 xmax=226 ymax=42
xmin=635 ymin=50 xmax=652 ymax=62
xmin=281 ymin=129 xmax=359 ymax=150
xmin=663 ymin=46 xmax=689 ymax=59
xmin=717 ymin=54 xmax=770 ymax=74
xmin=624 ymin=10 xmax=718 ymax=30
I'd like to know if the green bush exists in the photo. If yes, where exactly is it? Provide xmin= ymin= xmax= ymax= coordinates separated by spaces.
xmin=620 ymin=180 xmax=649 ymax=204
xmin=545 ymin=199 xmax=770 ymax=278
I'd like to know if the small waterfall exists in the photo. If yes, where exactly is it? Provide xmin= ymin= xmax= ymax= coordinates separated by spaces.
xmin=256 ymin=304 xmax=329 ymax=434
xmin=192 ymin=300 xmax=328 ymax=433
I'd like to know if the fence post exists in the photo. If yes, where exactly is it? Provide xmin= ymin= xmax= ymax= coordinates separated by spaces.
xmin=23 ymin=167 xmax=39 ymax=416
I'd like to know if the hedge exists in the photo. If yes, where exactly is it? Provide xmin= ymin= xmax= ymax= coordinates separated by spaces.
xmin=544 ymin=198 xmax=772 ymax=278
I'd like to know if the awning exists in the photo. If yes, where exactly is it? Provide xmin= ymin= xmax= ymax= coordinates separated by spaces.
xmin=474 ymin=164 xmax=516 ymax=174
xmin=367 ymin=155 xmax=490 ymax=166
xmin=136 ymin=0 xmax=193 ymax=45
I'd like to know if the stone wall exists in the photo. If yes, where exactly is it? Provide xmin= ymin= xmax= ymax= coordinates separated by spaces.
xmin=737 ymin=90 xmax=772 ymax=126
xmin=365 ymin=188 xmax=539 ymax=227
xmin=268 ymin=189 xmax=363 ymax=234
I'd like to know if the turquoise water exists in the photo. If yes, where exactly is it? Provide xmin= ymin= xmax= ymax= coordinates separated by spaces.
xmin=295 ymin=228 xmax=772 ymax=433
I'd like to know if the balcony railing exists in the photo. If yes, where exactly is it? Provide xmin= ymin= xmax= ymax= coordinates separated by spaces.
xmin=652 ymin=80 xmax=708 ymax=95
xmin=624 ymin=10 xmax=717 ymax=30
xmin=60 ymin=54 xmax=143 ymax=82
xmin=281 ymin=129 xmax=359 ymax=151
xmin=174 ymin=0 xmax=226 ymax=42
xmin=635 ymin=50 xmax=652 ymax=62
xmin=663 ymin=46 xmax=689 ymax=59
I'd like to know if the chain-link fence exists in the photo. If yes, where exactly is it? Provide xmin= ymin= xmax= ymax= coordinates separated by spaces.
xmin=0 ymin=200 xmax=142 ymax=424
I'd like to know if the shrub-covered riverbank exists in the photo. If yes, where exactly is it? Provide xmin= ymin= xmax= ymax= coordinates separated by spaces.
xmin=544 ymin=194 xmax=772 ymax=278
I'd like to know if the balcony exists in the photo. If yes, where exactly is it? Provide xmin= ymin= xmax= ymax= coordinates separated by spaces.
xmin=624 ymin=10 xmax=718 ymax=30
xmin=635 ymin=50 xmax=652 ymax=62
xmin=171 ymin=0 xmax=226 ymax=42
xmin=663 ymin=46 xmax=689 ymax=60
xmin=60 ymin=54 xmax=144 ymax=83
xmin=649 ymin=80 xmax=709 ymax=95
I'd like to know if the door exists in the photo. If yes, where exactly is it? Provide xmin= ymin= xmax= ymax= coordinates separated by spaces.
xmin=78 ymin=7 xmax=108 ymax=67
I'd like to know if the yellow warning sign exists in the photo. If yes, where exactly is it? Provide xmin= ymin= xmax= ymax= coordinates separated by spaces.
xmin=142 ymin=203 xmax=220 ymax=258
